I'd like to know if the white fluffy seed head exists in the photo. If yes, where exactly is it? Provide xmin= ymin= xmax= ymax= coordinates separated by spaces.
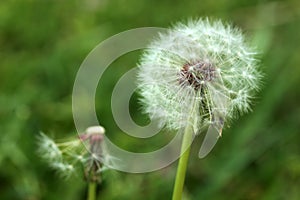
xmin=37 ymin=130 xmax=110 ymax=181
xmin=137 ymin=18 xmax=262 ymax=133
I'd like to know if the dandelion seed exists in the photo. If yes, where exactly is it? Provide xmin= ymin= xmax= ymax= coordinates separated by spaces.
xmin=37 ymin=132 xmax=62 ymax=161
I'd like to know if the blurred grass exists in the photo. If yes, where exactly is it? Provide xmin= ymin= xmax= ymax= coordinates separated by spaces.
xmin=0 ymin=0 xmax=300 ymax=200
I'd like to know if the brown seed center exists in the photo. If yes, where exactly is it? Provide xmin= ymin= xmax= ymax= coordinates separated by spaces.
xmin=179 ymin=61 xmax=216 ymax=90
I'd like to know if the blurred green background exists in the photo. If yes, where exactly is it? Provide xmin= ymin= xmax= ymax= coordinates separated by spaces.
xmin=0 ymin=0 xmax=300 ymax=199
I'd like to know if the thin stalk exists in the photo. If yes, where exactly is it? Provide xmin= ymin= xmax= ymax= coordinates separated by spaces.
xmin=172 ymin=123 xmax=194 ymax=200
xmin=88 ymin=182 xmax=97 ymax=200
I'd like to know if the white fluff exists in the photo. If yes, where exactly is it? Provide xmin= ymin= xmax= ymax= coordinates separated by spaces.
xmin=137 ymin=18 xmax=262 ymax=133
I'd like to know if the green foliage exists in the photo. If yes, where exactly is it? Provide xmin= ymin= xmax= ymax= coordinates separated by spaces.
xmin=0 ymin=0 xmax=300 ymax=199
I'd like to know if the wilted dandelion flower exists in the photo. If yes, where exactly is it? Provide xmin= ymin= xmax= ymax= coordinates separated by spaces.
xmin=37 ymin=126 xmax=110 ymax=182
xmin=137 ymin=18 xmax=262 ymax=135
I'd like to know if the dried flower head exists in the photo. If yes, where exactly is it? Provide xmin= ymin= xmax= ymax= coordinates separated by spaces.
xmin=137 ymin=18 xmax=262 ymax=134
xmin=37 ymin=126 xmax=111 ymax=182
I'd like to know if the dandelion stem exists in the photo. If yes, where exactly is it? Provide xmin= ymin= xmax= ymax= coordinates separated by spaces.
xmin=172 ymin=123 xmax=194 ymax=200
xmin=88 ymin=182 xmax=97 ymax=200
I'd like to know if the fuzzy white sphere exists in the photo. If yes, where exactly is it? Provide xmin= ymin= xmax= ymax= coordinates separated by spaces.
xmin=137 ymin=19 xmax=262 ymax=133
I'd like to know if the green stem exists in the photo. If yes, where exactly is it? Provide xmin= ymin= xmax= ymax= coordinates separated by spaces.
xmin=172 ymin=124 xmax=194 ymax=200
xmin=88 ymin=182 xmax=97 ymax=200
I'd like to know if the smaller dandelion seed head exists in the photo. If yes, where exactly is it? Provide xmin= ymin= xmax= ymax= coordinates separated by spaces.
xmin=37 ymin=128 xmax=110 ymax=181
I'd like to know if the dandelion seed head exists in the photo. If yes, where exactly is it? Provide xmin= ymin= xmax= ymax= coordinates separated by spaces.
xmin=37 ymin=125 xmax=111 ymax=181
xmin=137 ymin=18 xmax=262 ymax=132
